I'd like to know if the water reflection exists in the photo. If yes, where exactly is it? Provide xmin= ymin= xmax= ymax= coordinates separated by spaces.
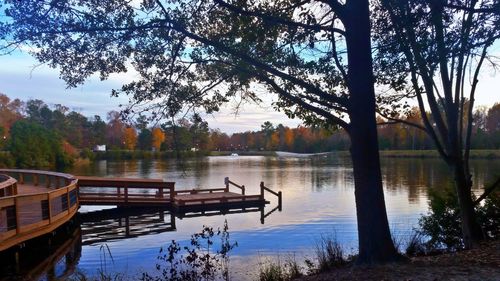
xmin=80 ymin=208 xmax=176 ymax=246
xmin=0 ymin=225 xmax=82 ymax=281
xmin=61 ymin=156 xmax=498 ymax=280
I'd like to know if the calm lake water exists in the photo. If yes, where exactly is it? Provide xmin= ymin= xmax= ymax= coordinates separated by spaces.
xmin=4 ymin=155 xmax=499 ymax=280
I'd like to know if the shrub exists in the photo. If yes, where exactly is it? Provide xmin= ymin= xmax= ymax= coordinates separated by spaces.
xmin=418 ymin=182 xmax=500 ymax=251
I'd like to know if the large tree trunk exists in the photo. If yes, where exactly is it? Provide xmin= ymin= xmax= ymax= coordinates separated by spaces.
xmin=344 ymin=0 xmax=399 ymax=263
xmin=452 ymin=161 xmax=484 ymax=248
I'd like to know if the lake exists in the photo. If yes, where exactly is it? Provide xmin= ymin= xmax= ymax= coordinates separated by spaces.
xmin=3 ymin=155 xmax=499 ymax=280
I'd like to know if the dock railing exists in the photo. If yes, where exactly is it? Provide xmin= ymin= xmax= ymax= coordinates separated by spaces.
xmin=77 ymin=176 xmax=175 ymax=205
xmin=260 ymin=182 xmax=282 ymax=210
xmin=0 ymin=169 xmax=79 ymax=251
xmin=224 ymin=177 xmax=245 ymax=195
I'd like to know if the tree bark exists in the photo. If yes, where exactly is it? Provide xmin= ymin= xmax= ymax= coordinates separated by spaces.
xmin=344 ymin=0 xmax=399 ymax=263
xmin=452 ymin=161 xmax=484 ymax=248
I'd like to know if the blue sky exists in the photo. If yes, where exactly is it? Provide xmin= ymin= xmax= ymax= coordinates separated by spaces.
xmin=0 ymin=50 xmax=498 ymax=134
xmin=0 ymin=51 xmax=302 ymax=134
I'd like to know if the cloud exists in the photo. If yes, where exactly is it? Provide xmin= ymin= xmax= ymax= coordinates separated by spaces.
xmin=0 ymin=52 xmax=301 ymax=132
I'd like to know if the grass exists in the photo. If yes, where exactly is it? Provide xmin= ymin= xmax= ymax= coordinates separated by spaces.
xmin=314 ymin=234 xmax=347 ymax=272
xmin=378 ymin=149 xmax=500 ymax=159
xmin=257 ymin=233 xmax=348 ymax=281
xmin=258 ymin=254 xmax=303 ymax=281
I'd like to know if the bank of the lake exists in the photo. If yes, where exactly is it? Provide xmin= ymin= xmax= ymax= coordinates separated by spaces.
xmin=299 ymin=240 xmax=500 ymax=281
xmin=89 ymin=149 xmax=500 ymax=160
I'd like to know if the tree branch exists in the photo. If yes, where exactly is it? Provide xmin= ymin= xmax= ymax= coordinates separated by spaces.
xmin=213 ymin=0 xmax=346 ymax=36
xmin=474 ymin=177 xmax=500 ymax=205
xmin=376 ymin=111 xmax=428 ymax=132
xmin=258 ymin=74 xmax=350 ymax=130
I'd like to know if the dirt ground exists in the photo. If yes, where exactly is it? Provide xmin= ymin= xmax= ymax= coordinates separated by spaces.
xmin=298 ymin=240 xmax=500 ymax=281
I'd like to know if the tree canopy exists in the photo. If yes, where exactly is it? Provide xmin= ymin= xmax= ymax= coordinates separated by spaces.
xmin=0 ymin=0 xmax=434 ymax=262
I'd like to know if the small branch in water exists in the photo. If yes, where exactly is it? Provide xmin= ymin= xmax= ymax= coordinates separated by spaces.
xmin=474 ymin=177 xmax=500 ymax=205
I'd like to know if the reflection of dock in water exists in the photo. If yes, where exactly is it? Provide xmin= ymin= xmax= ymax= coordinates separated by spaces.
xmin=1 ymin=202 xmax=282 ymax=280
xmin=80 ymin=201 xmax=283 ymax=245
xmin=27 ymin=227 xmax=82 ymax=281
xmin=0 ymin=225 xmax=82 ymax=281
xmin=176 ymin=202 xmax=281 ymax=225
xmin=79 ymin=208 xmax=176 ymax=246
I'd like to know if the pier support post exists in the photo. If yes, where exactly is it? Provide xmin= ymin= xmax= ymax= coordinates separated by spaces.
xmin=278 ymin=191 xmax=282 ymax=211
xmin=14 ymin=251 xmax=20 ymax=273
xmin=260 ymin=182 xmax=264 ymax=200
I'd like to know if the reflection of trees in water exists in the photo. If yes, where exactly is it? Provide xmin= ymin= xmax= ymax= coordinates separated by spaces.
xmin=380 ymin=158 xmax=497 ymax=205
xmin=470 ymin=159 xmax=500 ymax=192
xmin=381 ymin=158 xmax=451 ymax=205
xmin=139 ymin=159 xmax=154 ymax=177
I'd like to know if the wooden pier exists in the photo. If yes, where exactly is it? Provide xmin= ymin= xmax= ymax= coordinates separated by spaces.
xmin=0 ymin=169 xmax=79 ymax=252
xmin=0 ymin=169 xmax=282 ymax=252
xmin=77 ymin=176 xmax=281 ymax=211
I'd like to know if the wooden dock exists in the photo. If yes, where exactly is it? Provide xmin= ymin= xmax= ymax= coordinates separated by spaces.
xmin=0 ymin=169 xmax=282 ymax=252
xmin=77 ymin=176 xmax=281 ymax=211
xmin=0 ymin=169 xmax=79 ymax=252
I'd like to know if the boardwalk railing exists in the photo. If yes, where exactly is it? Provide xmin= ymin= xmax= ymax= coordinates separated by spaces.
xmin=0 ymin=174 xmax=18 ymax=197
xmin=0 ymin=169 xmax=78 ymax=251
xmin=77 ymin=176 xmax=175 ymax=206
xmin=225 ymin=177 xmax=245 ymax=195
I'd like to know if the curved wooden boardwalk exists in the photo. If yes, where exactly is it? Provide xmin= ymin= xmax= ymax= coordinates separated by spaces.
xmin=0 ymin=169 xmax=79 ymax=252
xmin=0 ymin=170 xmax=281 ymax=252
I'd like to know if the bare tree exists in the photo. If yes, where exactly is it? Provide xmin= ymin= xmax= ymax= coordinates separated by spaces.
xmin=374 ymin=0 xmax=500 ymax=248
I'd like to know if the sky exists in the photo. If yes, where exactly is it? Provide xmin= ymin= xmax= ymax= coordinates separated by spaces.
xmin=0 ymin=49 xmax=498 ymax=134
xmin=0 ymin=52 xmax=302 ymax=134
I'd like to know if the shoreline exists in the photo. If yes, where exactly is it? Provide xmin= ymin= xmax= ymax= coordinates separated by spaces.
xmin=85 ymin=149 xmax=500 ymax=160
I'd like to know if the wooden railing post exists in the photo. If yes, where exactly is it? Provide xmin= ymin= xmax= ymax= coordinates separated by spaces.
xmin=14 ymin=197 xmax=20 ymax=234
xmin=18 ymin=173 xmax=24 ymax=184
xmin=241 ymin=185 xmax=245 ymax=195
xmin=66 ymin=187 xmax=71 ymax=214
xmin=224 ymin=177 xmax=229 ymax=192
xmin=48 ymin=193 xmax=52 ymax=223
xmin=170 ymin=212 xmax=176 ymax=229
xmin=260 ymin=182 xmax=264 ymax=200
xmin=33 ymin=174 xmax=39 ymax=186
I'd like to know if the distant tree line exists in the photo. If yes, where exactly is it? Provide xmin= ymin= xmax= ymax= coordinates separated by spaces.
xmin=0 ymin=93 xmax=498 ymax=168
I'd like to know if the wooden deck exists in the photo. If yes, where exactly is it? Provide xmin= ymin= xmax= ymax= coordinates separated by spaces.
xmin=1 ymin=170 xmax=282 ymax=252
xmin=173 ymin=190 xmax=266 ymax=211
xmin=0 ymin=169 xmax=79 ymax=252
xmin=77 ymin=176 xmax=279 ymax=211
